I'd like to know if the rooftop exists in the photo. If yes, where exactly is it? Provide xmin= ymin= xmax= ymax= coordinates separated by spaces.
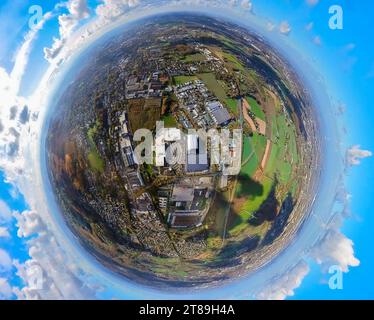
xmin=171 ymin=186 xmax=195 ymax=202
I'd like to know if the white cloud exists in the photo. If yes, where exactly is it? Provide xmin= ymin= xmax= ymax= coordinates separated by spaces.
xmin=344 ymin=43 xmax=356 ymax=52
xmin=279 ymin=21 xmax=291 ymax=35
xmin=306 ymin=0 xmax=319 ymax=6
xmin=266 ymin=21 xmax=275 ymax=32
xmin=0 ymin=277 xmax=12 ymax=299
xmin=312 ymin=229 xmax=360 ymax=272
xmin=313 ymin=35 xmax=322 ymax=46
xmin=0 ymin=200 xmax=12 ymax=223
xmin=96 ymin=0 xmax=140 ymax=21
xmin=305 ymin=22 xmax=314 ymax=32
xmin=12 ymin=210 xmax=97 ymax=300
xmin=346 ymin=145 xmax=372 ymax=166
xmin=44 ymin=0 xmax=90 ymax=62
xmin=0 ymin=248 xmax=12 ymax=272
xmin=44 ymin=0 xmax=143 ymax=64
xmin=13 ymin=210 xmax=44 ymax=238
xmin=9 ymin=13 xmax=51 ymax=96
xmin=0 ymin=227 xmax=10 ymax=238
xmin=0 ymin=0 xmax=366 ymax=301
xmin=240 ymin=0 xmax=252 ymax=11
xmin=0 ymin=12 xmax=50 ymax=175
xmin=255 ymin=261 xmax=310 ymax=300
xmin=0 ymin=0 xmax=102 ymax=301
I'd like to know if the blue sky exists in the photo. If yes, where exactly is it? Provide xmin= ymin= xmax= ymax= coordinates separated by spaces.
xmin=0 ymin=0 xmax=373 ymax=300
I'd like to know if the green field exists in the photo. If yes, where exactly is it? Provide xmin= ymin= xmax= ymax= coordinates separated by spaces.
xmin=222 ymin=52 xmax=244 ymax=71
xmin=197 ymin=73 xmax=227 ymax=101
xmin=265 ymin=114 xmax=299 ymax=184
xmin=242 ymin=137 xmax=253 ymax=161
xmin=241 ymin=154 xmax=259 ymax=178
xmin=265 ymin=142 xmax=279 ymax=175
xmin=225 ymin=98 xmax=239 ymax=116
xmin=238 ymin=133 xmax=267 ymax=176
xmin=238 ymin=133 xmax=266 ymax=179
xmin=252 ymin=133 xmax=267 ymax=161
xmin=183 ymin=53 xmax=205 ymax=62
xmin=161 ymin=114 xmax=178 ymax=128
xmin=230 ymin=133 xmax=270 ymax=228
xmin=218 ymin=36 xmax=238 ymax=51
xmin=228 ymin=131 xmax=275 ymax=234
xmin=88 ymin=150 xmax=105 ymax=173
xmin=230 ymin=176 xmax=273 ymax=235
xmin=87 ymin=123 xmax=105 ymax=173
xmin=173 ymin=75 xmax=198 ymax=85
xmin=246 ymin=97 xmax=266 ymax=120
xmin=241 ymin=137 xmax=258 ymax=178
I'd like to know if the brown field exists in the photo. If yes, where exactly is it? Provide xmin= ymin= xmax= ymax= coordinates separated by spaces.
xmin=256 ymin=117 xmax=267 ymax=136
xmin=128 ymin=98 xmax=162 ymax=133
xmin=242 ymin=99 xmax=257 ymax=132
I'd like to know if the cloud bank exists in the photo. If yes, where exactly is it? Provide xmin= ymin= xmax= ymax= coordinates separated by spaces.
xmin=44 ymin=0 xmax=90 ymax=62
xmin=256 ymin=261 xmax=310 ymax=300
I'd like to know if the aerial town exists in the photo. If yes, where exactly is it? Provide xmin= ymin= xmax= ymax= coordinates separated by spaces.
xmin=46 ymin=14 xmax=320 ymax=288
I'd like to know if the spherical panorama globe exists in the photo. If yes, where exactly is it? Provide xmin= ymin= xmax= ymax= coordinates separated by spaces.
xmin=45 ymin=13 xmax=320 ymax=289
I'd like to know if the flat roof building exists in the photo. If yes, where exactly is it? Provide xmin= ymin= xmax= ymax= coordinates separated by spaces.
xmin=206 ymin=101 xmax=232 ymax=126
xmin=171 ymin=186 xmax=195 ymax=202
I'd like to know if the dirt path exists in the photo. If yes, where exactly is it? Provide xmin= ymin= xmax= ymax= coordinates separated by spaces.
xmin=242 ymin=98 xmax=257 ymax=132
xmin=261 ymin=139 xmax=272 ymax=170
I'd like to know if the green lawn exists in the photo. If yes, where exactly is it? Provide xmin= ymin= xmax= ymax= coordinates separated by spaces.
xmin=291 ymin=180 xmax=299 ymax=197
xmin=242 ymin=137 xmax=253 ymax=162
xmin=252 ymin=133 xmax=267 ymax=161
xmin=229 ymin=176 xmax=273 ymax=235
xmin=246 ymin=97 xmax=266 ymax=121
xmin=222 ymin=52 xmax=244 ymax=71
xmin=241 ymin=154 xmax=259 ymax=178
xmin=265 ymin=114 xmax=299 ymax=185
xmin=173 ymin=75 xmax=198 ymax=85
xmin=197 ymin=73 xmax=227 ymax=101
xmin=239 ymin=176 xmax=273 ymax=219
xmin=87 ymin=123 xmax=105 ymax=173
xmin=265 ymin=143 xmax=279 ymax=175
xmin=88 ymin=150 xmax=104 ymax=173
xmin=236 ymin=133 xmax=266 ymax=180
xmin=229 ymin=132 xmax=274 ymax=234
xmin=219 ymin=36 xmax=238 ymax=51
xmin=183 ymin=53 xmax=205 ymax=62
xmin=161 ymin=114 xmax=178 ymax=128
xmin=278 ymin=161 xmax=292 ymax=184
xmin=225 ymin=98 xmax=239 ymax=116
